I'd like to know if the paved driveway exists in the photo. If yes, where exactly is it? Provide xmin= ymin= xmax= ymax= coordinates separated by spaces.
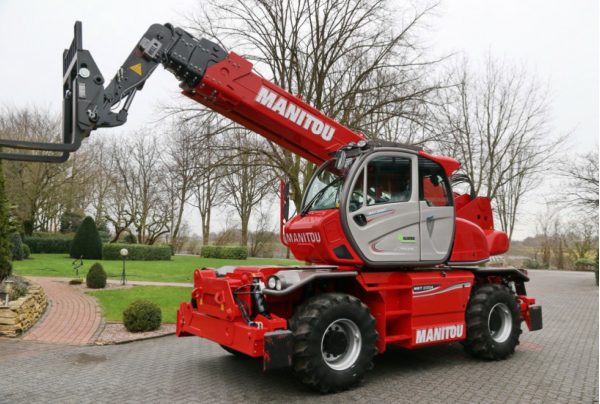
xmin=0 ymin=270 xmax=597 ymax=403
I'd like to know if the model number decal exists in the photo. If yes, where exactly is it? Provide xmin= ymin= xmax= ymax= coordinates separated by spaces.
xmin=413 ymin=282 xmax=471 ymax=298
xmin=413 ymin=284 xmax=439 ymax=293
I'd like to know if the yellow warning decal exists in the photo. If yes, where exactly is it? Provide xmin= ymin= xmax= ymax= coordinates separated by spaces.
xmin=129 ymin=63 xmax=142 ymax=75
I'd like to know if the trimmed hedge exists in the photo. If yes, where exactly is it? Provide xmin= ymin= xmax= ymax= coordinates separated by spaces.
xmin=24 ymin=237 xmax=72 ymax=254
xmin=102 ymin=243 xmax=171 ymax=261
xmin=123 ymin=300 xmax=161 ymax=332
xmin=200 ymin=245 xmax=248 ymax=260
xmin=86 ymin=262 xmax=107 ymax=289
xmin=70 ymin=216 xmax=102 ymax=259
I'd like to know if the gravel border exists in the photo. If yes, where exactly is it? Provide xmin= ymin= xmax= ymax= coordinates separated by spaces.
xmin=95 ymin=322 xmax=176 ymax=345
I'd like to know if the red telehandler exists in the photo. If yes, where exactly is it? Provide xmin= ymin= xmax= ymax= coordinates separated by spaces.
xmin=0 ymin=22 xmax=542 ymax=393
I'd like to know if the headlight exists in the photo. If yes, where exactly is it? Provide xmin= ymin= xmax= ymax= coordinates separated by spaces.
xmin=267 ymin=275 xmax=279 ymax=289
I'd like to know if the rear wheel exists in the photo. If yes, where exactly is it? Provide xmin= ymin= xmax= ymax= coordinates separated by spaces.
xmin=289 ymin=293 xmax=378 ymax=393
xmin=463 ymin=283 xmax=521 ymax=360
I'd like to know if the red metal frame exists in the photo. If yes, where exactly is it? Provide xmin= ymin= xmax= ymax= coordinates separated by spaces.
xmin=177 ymin=267 xmax=537 ymax=356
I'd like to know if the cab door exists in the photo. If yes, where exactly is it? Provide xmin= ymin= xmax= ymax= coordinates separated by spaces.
xmin=418 ymin=157 xmax=455 ymax=261
xmin=345 ymin=152 xmax=421 ymax=263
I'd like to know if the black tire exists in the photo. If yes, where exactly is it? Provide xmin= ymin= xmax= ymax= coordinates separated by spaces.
xmin=463 ymin=283 xmax=522 ymax=360
xmin=289 ymin=293 xmax=378 ymax=393
xmin=220 ymin=344 xmax=251 ymax=359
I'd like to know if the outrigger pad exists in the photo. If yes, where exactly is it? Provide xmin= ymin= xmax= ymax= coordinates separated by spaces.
xmin=263 ymin=330 xmax=293 ymax=371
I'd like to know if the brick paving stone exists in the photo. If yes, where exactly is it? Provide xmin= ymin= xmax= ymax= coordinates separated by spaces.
xmin=21 ymin=277 xmax=102 ymax=345
xmin=0 ymin=270 xmax=597 ymax=403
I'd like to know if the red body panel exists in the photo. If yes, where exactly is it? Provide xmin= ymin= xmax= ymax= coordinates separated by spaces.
xmin=449 ymin=218 xmax=490 ymax=263
xmin=284 ymin=210 xmax=362 ymax=265
xmin=353 ymin=271 xmax=474 ymax=351
xmin=451 ymin=195 xmax=510 ymax=259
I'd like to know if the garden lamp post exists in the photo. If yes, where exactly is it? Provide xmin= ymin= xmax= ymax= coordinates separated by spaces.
xmin=120 ymin=248 xmax=128 ymax=285
xmin=2 ymin=280 xmax=13 ymax=306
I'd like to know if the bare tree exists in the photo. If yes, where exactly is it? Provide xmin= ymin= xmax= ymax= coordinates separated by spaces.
xmin=163 ymin=122 xmax=202 ymax=247
xmin=177 ymin=0 xmax=445 ymax=209
xmin=436 ymin=58 xmax=564 ymax=240
xmin=249 ymin=202 xmax=277 ymax=257
xmin=0 ymin=106 xmax=94 ymax=234
xmin=566 ymin=221 xmax=598 ymax=263
xmin=110 ymin=133 xmax=171 ymax=244
xmin=535 ymin=207 xmax=558 ymax=268
xmin=559 ymin=150 xmax=599 ymax=217
xmin=222 ymin=131 xmax=276 ymax=246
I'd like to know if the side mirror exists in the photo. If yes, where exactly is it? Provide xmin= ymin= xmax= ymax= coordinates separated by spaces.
xmin=334 ymin=149 xmax=347 ymax=171
xmin=283 ymin=181 xmax=290 ymax=221
xmin=279 ymin=178 xmax=291 ymax=246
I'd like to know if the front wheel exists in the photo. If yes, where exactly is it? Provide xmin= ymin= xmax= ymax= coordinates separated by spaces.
xmin=289 ymin=293 xmax=378 ymax=393
xmin=463 ymin=284 xmax=522 ymax=360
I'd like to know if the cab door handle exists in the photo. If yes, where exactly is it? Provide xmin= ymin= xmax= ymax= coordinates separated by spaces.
xmin=353 ymin=214 xmax=367 ymax=226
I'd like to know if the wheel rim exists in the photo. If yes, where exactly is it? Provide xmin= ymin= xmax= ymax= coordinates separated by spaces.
xmin=321 ymin=318 xmax=362 ymax=370
xmin=488 ymin=302 xmax=512 ymax=343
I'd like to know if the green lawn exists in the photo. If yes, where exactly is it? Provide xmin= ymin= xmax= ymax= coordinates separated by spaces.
xmin=88 ymin=286 xmax=191 ymax=323
xmin=13 ymin=253 xmax=302 ymax=283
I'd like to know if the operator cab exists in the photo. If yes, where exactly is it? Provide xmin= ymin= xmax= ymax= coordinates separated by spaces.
xmin=284 ymin=141 xmax=458 ymax=268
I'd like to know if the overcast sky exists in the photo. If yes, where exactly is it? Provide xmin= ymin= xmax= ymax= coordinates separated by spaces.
xmin=0 ymin=0 xmax=597 ymax=240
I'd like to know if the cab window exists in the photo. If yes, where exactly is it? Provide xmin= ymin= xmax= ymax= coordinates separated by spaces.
xmin=365 ymin=156 xmax=412 ymax=206
xmin=418 ymin=157 xmax=452 ymax=207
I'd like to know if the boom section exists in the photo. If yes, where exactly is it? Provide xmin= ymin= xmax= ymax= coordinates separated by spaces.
xmin=0 ymin=21 xmax=363 ymax=164
xmin=183 ymin=53 xmax=364 ymax=165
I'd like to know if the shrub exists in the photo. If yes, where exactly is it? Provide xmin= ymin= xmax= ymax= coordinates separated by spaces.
xmin=574 ymin=258 xmax=595 ymax=271
xmin=86 ymin=262 xmax=107 ymax=289
xmin=70 ymin=216 xmax=103 ymax=259
xmin=98 ymin=230 xmax=112 ymax=243
xmin=0 ymin=256 xmax=11 ymax=283
xmin=22 ymin=244 xmax=30 ymax=259
xmin=3 ymin=276 xmax=29 ymax=301
xmin=122 ymin=232 xmax=137 ymax=244
xmin=24 ymin=237 xmax=72 ymax=254
xmin=102 ymin=243 xmax=171 ymax=261
xmin=59 ymin=211 xmax=84 ymax=234
xmin=9 ymin=233 xmax=24 ymax=261
xmin=9 ymin=282 xmax=28 ymax=300
xmin=123 ymin=299 xmax=161 ymax=332
xmin=523 ymin=259 xmax=544 ymax=269
xmin=200 ymin=245 xmax=248 ymax=260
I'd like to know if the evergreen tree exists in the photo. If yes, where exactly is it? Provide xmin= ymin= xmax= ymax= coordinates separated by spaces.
xmin=0 ymin=160 xmax=12 ymax=281
xmin=70 ymin=216 xmax=103 ymax=259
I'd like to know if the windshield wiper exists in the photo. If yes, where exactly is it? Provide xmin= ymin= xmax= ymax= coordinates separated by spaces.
xmin=301 ymin=176 xmax=344 ymax=216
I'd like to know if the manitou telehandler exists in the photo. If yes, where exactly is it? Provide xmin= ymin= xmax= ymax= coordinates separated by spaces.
xmin=0 ymin=22 xmax=542 ymax=393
